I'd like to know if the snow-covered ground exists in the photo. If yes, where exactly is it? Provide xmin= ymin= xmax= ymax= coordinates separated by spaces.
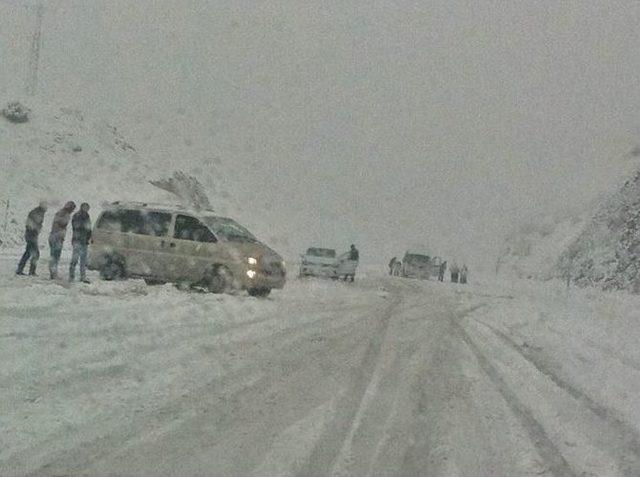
xmin=2 ymin=251 xmax=640 ymax=476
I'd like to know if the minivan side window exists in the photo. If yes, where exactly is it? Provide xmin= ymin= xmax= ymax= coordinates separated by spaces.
xmin=145 ymin=212 xmax=172 ymax=237
xmin=120 ymin=210 xmax=145 ymax=234
xmin=96 ymin=209 xmax=172 ymax=237
xmin=174 ymin=215 xmax=217 ymax=243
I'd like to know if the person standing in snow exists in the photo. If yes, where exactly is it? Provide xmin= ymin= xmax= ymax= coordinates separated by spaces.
xmin=69 ymin=202 xmax=92 ymax=283
xmin=48 ymin=201 xmax=76 ymax=279
xmin=450 ymin=261 xmax=460 ymax=283
xmin=460 ymin=264 xmax=468 ymax=284
xmin=394 ymin=260 xmax=403 ymax=276
xmin=388 ymin=257 xmax=397 ymax=275
xmin=337 ymin=245 xmax=360 ymax=282
xmin=16 ymin=201 xmax=47 ymax=276
xmin=349 ymin=244 xmax=359 ymax=262
xmin=438 ymin=260 xmax=447 ymax=282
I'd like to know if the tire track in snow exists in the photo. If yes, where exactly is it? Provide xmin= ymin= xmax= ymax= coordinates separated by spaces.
xmin=541 ymin=321 xmax=640 ymax=373
xmin=298 ymin=281 xmax=465 ymax=476
xmin=14 ymin=287 xmax=390 ymax=476
xmin=21 ymin=367 xmax=269 ymax=477
xmin=454 ymin=319 xmax=577 ymax=477
xmin=295 ymin=287 xmax=404 ymax=477
xmin=476 ymin=320 xmax=640 ymax=476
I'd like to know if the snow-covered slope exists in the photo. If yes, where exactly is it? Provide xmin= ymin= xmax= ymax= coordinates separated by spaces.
xmin=0 ymin=100 xmax=265 ymax=252
xmin=0 ymin=100 xmax=163 ymax=245
xmin=496 ymin=209 xmax=589 ymax=280
xmin=560 ymin=168 xmax=640 ymax=291
xmin=497 ymin=149 xmax=640 ymax=288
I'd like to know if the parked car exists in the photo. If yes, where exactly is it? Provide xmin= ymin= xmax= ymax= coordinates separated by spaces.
xmin=88 ymin=202 xmax=286 ymax=297
xmin=299 ymin=247 xmax=358 ymax=281
xmin=401 ymin=251 xmax=442 ymax=280
xmin=299 ymin=247 xmax=339 ymax=279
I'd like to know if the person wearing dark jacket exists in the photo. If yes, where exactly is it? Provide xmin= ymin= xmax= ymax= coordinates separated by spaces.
xmin=69 ymin=203 xmax=92 ymax=283
xmin=16 ymin=202 xmax=47 ymax=276
xmin=450 ymin=261 xmax=460 ymax=283
xmin=349 ymin=244 xmax=359 ymax=262
xmin=48 ymin=201 xmax=76 ymax=279
xmin=388 ymin=257 xmax=397 ymax=275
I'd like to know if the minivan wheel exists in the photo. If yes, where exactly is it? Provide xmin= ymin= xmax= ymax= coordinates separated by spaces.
xmin=248 ymin=287 xmax=271 ymax=298
xmin=203 ymin=266 xmax=232 ymax=294
xmin=100 ymin=258 xmax=125 ymax=281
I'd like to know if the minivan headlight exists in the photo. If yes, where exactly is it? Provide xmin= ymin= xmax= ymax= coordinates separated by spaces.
xmin=247 ymin=257 xmax=258 ymax=265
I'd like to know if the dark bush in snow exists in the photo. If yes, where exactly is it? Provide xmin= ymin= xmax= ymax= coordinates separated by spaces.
xmin=2 ymin=101 xmax=30 ymax=123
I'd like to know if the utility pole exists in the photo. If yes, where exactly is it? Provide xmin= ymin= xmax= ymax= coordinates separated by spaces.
xmin=3 ymin=199 xmax=9 ymax=238
xmin=26 ymin=0 xmax=44 ymax=96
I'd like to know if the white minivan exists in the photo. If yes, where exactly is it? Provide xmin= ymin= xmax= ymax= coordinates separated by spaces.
xmin=88 ymin=202 xmax=286 ymax=297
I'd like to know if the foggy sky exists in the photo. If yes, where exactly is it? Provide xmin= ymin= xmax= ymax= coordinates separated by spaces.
xmin=3 ymin=0 xmax=640 ymax=269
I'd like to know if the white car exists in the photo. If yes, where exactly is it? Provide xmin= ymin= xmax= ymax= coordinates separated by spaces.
xmin=299 ymin=248 xmax=339 ymax=279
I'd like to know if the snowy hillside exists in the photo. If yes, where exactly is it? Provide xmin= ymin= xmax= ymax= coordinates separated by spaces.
xmin=0 ymin=100 xmax=164 ymax=246
xmin=560 ymin=166 xmax=640 ymax=292
xmin=497 ymin=149 xmax=640 ymax=287
xmin=0 ymin=100 xmax=278 ymax=253
xmin=495 ymin=210 xmax=589 ymax=281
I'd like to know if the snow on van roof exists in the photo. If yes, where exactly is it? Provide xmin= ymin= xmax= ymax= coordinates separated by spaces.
xmin=406 ymin=249 xmax=431 ymax=256
xmin=105 ymin=201 xmax=217 ymax=216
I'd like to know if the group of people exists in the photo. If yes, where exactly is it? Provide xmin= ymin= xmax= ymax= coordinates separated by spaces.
xmin=448 ymin=262 xmax=469 ymax=284
xmin=16 ymin=201 xmax=93 ymax=283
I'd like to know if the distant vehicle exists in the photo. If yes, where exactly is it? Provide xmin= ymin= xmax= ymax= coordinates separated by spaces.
xmin=401 ymin=251 xmax=443 ymax=280
xmin=88 ymin=202 xmax=286 ymax=297
xmin=299 ymin=247 xmax=358 ymax=281
xmin=299 ymin=247 xmax=339 ymax=279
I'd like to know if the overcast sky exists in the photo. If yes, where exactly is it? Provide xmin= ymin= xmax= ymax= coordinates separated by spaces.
xmin=3 ymin=0 xmax=640 ymax=268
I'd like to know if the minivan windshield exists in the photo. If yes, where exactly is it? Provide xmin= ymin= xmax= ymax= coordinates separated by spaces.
xmin=203 ymin=216 xmax=257 ymax=242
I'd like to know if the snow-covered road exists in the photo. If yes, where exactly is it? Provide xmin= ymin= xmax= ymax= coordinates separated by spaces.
xmin=2 ymin=254 xmax=640 ymax=476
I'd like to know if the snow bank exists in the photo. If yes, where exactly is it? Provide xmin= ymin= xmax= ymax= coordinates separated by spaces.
xmin=462 ymin=277 xmax=640 ymax=441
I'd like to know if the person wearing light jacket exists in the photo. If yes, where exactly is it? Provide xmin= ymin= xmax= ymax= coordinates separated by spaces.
xmin=460 ymin=264 xmax=469 ymax=284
